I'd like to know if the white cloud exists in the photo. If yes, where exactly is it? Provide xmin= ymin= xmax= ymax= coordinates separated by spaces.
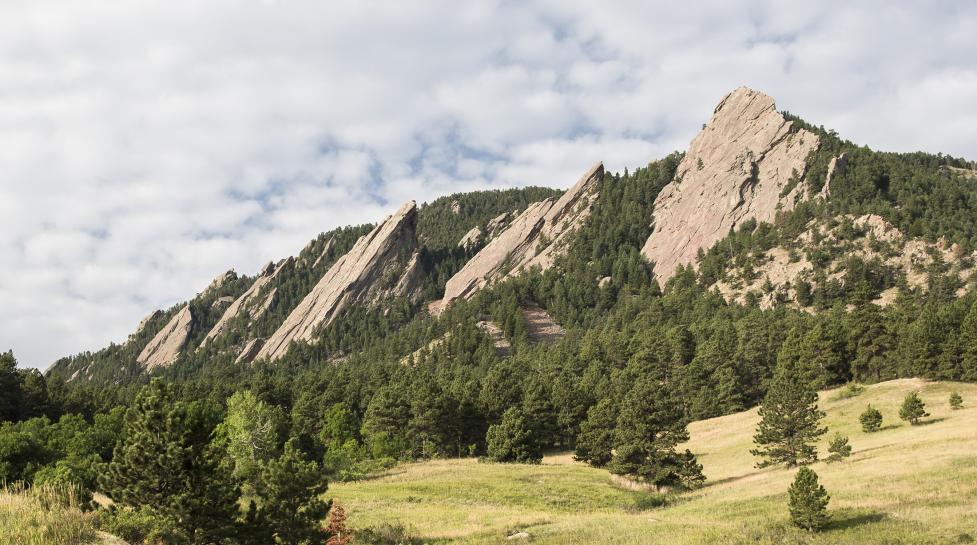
xmin=1 ymin=0 xmax=975 ymax=368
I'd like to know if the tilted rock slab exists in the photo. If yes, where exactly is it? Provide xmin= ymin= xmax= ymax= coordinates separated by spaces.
xmin=641 ymin=87 xmax=820 ymax=283
xmin=199 ymin=258 xmax=291 ymax=349
xmin=136 ymin=305 xmax=193 ymax=370
xmin=255 ymin=200 xmax=421 ymax=361
xmin=437 ymin=162 xmax=603 ymax=310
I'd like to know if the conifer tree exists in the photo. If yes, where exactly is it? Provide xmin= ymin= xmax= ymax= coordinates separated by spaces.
xmin=826 ymin=433 xmax=851 ymax=463
xmin=751 ymin=364 xmax=827 ymax=468
xmin=859 ymin=405 xmax=883 ymax=432
xmin=899 ymin=391 xmax=929 ymax=425
xmin=574 ymin=398 xmax=617 ymax=467
xmin=788 ymin=467 xmax=830 ymax=531
xmin=949 ymin=391 xmax=963 ymax=410
xmin=608 ymin=378 xmax=703 ymax=489
xmin=485 ymin=407 xmax=542 ymax=464
xmin=252 ymin=439 xmax=330 ymax=545
xmin=960 ymin=300 xmax=977 ymax=381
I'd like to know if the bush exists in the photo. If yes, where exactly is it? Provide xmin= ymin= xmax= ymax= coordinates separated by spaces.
xmin=485 ymin=408 xmax=542 ymax=464
xmin=899 ymin=392 xmax=929 ymax=425
xmin=826 ymin=433 xmax=851 ymax=463
xmin=950 ymin=391 xmax=963 ymax=410
xmin=832 ymin=383 xmax=865 ymax=400
xmin=860 ymin=405 xmax=883 ymax=432
xmin=788 ymin=467 xmax=830 ymax=532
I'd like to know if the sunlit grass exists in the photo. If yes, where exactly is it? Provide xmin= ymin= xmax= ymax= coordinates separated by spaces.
xmin=0 ymin=482 xmax=97 ymax=545
xmin=332 ymin=378 xmax=977 ymax=544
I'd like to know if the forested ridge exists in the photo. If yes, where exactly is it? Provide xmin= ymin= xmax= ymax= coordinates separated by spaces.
xmin=5 ymin=108 xmax=977 ymax=543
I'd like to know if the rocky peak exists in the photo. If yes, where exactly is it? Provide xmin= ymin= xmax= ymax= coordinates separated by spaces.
xmin=641 ymin=87 xmax=820 ymax=283
xmin=437 ymin=162 xmax=603 ymax=311
xmin=255 ymin=200 xmax=421 ymax=361
xmin=199 ymin=257 xmax=292 ymax=350
xmin=136 ymin=305 xmax=193 ymax=370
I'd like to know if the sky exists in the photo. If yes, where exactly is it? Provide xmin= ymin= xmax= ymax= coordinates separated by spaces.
xmin=2 ymin=1 xmax=976 ymax=369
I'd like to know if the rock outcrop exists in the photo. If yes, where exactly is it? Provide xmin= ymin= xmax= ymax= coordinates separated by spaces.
xmin=136 ymin=305 xmax=193 ymax=370
xmin=199 ymin=259 xmax=291 ymax=349
xmin=820 ymin=153 xmax=848 ymax=199
xmin=255 ymin=200 xmax=421 ymax=361
xmin=640 ymin=87 xmax=820 ymax=283
xmin=201 ymin=270 xmax=237 ymax=298
xmin=437 ymin=162 xmax=603 ymax=311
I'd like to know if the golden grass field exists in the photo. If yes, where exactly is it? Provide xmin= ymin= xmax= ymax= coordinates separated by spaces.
xmin=332 ymin=378 xmax=977 ymax=544
xmin=0 ymin=484 xmax=96 ymax=545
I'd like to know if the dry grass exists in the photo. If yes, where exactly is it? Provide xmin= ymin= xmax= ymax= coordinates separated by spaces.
xmin=331 ymin=378 xmax=977 ymax=544
xmin=0 ymin=483 xmax=97 ymax=545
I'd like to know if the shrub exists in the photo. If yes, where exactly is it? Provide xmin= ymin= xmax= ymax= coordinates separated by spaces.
xmin=950 ymin=391 xmax=963 ymax=410
xmin=899 ymin=392 xmax=929 ymax=425
xmin=485 ymin=407 xmax=542 ymax=464
xmin=788 ymin=467 xmax=830 ymax=532
xmin=860 ymin=405 xmax=883 ymax=432
xmin=832 ymin=383 xmax=865 ymax=400
xmin=826 ymin=433 xmax=851 ymax=463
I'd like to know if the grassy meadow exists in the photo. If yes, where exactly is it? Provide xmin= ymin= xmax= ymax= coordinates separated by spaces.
xmin=332 ymin=378 xmax=977 ymax=544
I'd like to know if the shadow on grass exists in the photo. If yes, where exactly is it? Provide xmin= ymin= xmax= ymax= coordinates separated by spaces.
xmin=915 ymin=417 xmax=947 ymax=426
xmin=829 ymin=509 xmax=887 ymax=530
xmin=703 ymin=472 xmax=756 ymax=489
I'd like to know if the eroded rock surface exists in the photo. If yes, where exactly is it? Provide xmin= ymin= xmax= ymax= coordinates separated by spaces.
xmin=199 ymin=259 xmax=291 ymax=349
xmin=437 ymin=162 xmax=603 ymax=311
xmin=641 ymin=87 xmax=820 ymax=283
xmin=137 ymin=305 xmax=193 ymax=370
xmin=256 ymin=200 xmax=421 ymax=361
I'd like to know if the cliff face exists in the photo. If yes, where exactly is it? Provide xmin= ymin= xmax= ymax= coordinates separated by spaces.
xmin=136 ymin=305 xmax=193 ymax=370
xmin=436 ymin=162 xmax=603 ymax=311
xmin=199 ymin=258 xmax=292 ymax=350
xmin=255 ymin=200 xmax=421 ymax=361
xmin=640 ymin=87 xmax=820 ymax=284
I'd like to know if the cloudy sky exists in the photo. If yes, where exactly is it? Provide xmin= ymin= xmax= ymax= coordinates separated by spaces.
xmin=2 ymin=1 xmax=976 ymax=369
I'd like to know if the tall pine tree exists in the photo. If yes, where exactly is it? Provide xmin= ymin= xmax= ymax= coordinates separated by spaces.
xmin=751 ymin=363 xmax=827 ymax=468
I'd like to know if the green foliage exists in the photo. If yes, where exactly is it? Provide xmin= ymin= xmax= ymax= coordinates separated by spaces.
xmin=899 ymin=391 xmax=929 ymax=425
xmin=485 ymin=407 xmax=542 ymax=464
xmin=832 ymin=383 xmax=865 ymax=400
xmin=860 ymin=405 xmax=883 ymax=433
xmin=751 ymin=364 xmax=827 ymax=468
xmin=950 ymin=391 xmax=963 ymax=410
xmin=216 ymin=390 xmax=285 ymax=489
xmin=574 ymin=398 xmax=617 ymax=467
xmin=826 ymin=433 xmax=852 ymax=463
xmin=788 ymin=466 xmax=830 ymax=532
xmin=249 ymin=439 xmax=331 ymax=545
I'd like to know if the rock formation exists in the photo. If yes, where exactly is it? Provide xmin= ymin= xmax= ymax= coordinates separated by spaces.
xmin=640 ymin=87 xmax=820 ymax=283
xmin=437 ymin=162 xmax=603 ymax=310
xmin=820 ymin=153 xmax=848 ymax=199
xmin=136 ymin=305 xmax=193 ymax=370
xmin=199 ymin=258 xmax=291 ymax=349
xmin=255 ymin=200 xmax=422 ymax=361
xmin=201 ymin=270 xmax=237 ymax=298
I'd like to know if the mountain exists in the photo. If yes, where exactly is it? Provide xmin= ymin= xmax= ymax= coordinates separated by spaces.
xmin=46 ymin=87 xmax=977 ymax=390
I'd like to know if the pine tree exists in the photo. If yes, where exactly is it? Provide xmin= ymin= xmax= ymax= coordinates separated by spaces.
xmin=826 ymin=433 xmax=851 ymax=463
xmin=848 ymin=303 xmax=891 ymax=382
xmin=859 ymin=405 xmax=883 ymax=432
xmin=788 ymin=467 xmax=830 ymax=531
xmin=574 ymin=398 xmax=617 ymax=467
xmin=949 ymin=391 xmax=963 ymax=410
xmin=253 ymin=439 xmax=330 ymax=545
xmin=960 ymin=300 xmax=977 ymax=381
xmin=485 ymin=407 xmax=542 ymax=464
xmin=751 ymin=365 xmax=827 ymax=468
xmin=0 ymin=351 xmax=23 ymax=422
xmin=899 ymin=391 xmax=929 ymax=425
xmin=607 ymin=378 xmax=703 ymax=489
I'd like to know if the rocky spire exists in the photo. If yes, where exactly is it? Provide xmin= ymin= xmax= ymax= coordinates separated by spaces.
xmin=255 ymin=200 xmax=421 ymax=361
xmin=640 ymin=87 xmax=820 ymax=283
xmin=436 ymin=162 xmax=603 ymax=311
xmin=136 ymin=305 xmax=193 ymax=370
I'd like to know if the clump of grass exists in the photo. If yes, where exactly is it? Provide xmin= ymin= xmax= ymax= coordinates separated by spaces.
xmin=628 ymin=492 xmax=673 ymax=511
xmin=832 ymin=383 xmax=866 ymax=400
xmin=0 ymin=482 xmax=95 ymax=545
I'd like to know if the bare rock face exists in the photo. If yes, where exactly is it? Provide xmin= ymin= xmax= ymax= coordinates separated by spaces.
xmin=640 ymin=87 xmax=820 ymax=284
xmin=236 ymin=338 xmax=265 ymax=364
xmin=256 ymin=200 xmax=421 ymax=361
xmin=199 ymin=259 xmax=291 ymax=349
xmin=458 ymin=226 xmax=482 ymax=249
xmin=137 ymin=305 xmax=193 ymax=370
xmin=820 ymin=153 xmax=848 ymax=199
xmin=437 ymin=162 xmax=603 ymax=310
xmin=201 ymin=270 xmax=237 ymax=298
xmin=132 ymin=309 xmax=163 ymax=339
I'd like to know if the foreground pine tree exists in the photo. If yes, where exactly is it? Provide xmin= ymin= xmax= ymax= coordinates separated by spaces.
xmin=949 ymin=391 xmax=963 ymax=410
xmin=751 ymin=365 xmax=827 ymax=468
xmin=859 ymin=405 xmax=883 ymax=432
xmin=607 ymin=377 xmax=704 ymax=489
xmin=788 ymin=467 xmax=830 ymax=531
xmin=899 ymin=391 xmax=929 ymax=425
xmin=100 ymin=379 xmax=240 ymax=543
xmin=486 ymin=407 xmax=543 ymax=464
xmin=251 ymin=439 xmax=331 ymax=545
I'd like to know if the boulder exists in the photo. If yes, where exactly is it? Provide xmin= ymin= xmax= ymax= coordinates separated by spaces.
xmin=640 ymin=87 xmax=820 ymax=283
xmin=437 ymin=162 xmax=603 ymax=310
xmin=255 ymin=200 xmax=421 ymax=361
xmin=136 ymin=305 xmax=193 ymax=370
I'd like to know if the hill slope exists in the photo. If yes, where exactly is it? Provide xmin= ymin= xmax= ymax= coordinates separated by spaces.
xmin=332 ymin=379 xmax=977 ymax=545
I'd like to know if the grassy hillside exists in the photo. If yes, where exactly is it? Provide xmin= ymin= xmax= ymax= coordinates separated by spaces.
xmin=0 ymin=484 xmax=97 ymax=545
xmin=332 ymin=379 xmax=977 ymax=544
